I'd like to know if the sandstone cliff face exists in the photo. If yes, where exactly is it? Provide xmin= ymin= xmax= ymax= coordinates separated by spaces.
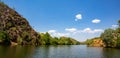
xmin=89 ymin=38 xmax=105 ymax=47
xmin=87 ymin=38 xmax=105 ymax=47
xmin=0 ymin=2 xmax=40 ymax=45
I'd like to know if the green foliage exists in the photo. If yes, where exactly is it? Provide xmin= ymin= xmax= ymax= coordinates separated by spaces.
xmin=86 ymin=39 xmax=93 ymax=45
xmin=22 ymin=32 xmax=31 ymax=42
xmin=39 ymin=32 xmax=80 ymax=45
xmin=50 ymin=37 xmax=59 ymax=45
xmin=17 ymin=36 xmax=22 ymax=44
xmin=6 ymin=22 xmax=12 ymax=28
xmin=39 ymin=33 xmax=46 ymax=45
xmin=101 ymin=29 xmax=117 ymax=47
xmin=116 ymin=36 xmax=120 ymax=48
xmin=11 ymin=27 xmax=17 ymax=30
xmin=44 ymin=32 xmax=51 ymax=45
xmin=0 ymin=31 xmax=10 ymax=44
xmin=115 ymin=28 xmax=120 ymax=48
xmin=99 ymin=20 xmax=120 ymax=48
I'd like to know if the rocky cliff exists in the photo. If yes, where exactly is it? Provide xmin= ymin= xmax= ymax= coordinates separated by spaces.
xmin=86 ymin=37 xmax=105 ymax=47
xmin=0 ymin=2 xmax=40 ymax=45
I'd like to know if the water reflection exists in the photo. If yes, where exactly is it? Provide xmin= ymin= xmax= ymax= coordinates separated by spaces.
xmin=0 ymin=45 xmax=120 ymax=58
xmin=86 ymin=47 xmax=104 ymax=58
xmin=32 ymin=45 xmax=72 ymax=58
xmin=102 ymin=48 xmax=120 ymax=58
xmin=0 ymin=45 xmax=35 ymax=58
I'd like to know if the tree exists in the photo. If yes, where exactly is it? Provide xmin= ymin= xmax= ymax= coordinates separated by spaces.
xmin=116 ymin=35 xmax=120 ymax=48
xmin=44 ymin=32 xmax=51 ymax=45
xmin=50 ymin=37 xmax=59 ymax=45
xmin=115 ymin=20 xmax=120 ymax=48
xmin=86 ymin=39 xmax=93 ymax=46
xmin=101 ymin=29 xmax=117 ymax=47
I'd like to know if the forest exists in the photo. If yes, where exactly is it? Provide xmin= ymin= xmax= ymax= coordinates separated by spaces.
xmin=39 ymin=32 xmax=80 ymax=45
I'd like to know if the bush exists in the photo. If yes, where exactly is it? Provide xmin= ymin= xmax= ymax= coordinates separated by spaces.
xmin=0 ymin=31 xmax=10 ymax=44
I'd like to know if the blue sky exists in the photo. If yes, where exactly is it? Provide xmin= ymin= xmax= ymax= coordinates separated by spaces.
xmin=3 ymin=0 xmax=120 ymax=41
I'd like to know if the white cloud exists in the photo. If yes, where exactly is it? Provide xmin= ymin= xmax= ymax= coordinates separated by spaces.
xmin=56 ymin=33 xmax=69 ymax=37
xmin=94 ymin=29 xmax=104 ymax=33
xmin=111 ymin=24 xmax=118 ymax=29
xmin=65 ymin=28 xmax=77 ymax=32
xmin=48 ymin=30 xmax=69 ymax=37
xmin=75 ymin=14 xmax=82 ymax=21
xmin=47 ymin=28 xmax=104 ymax=41
xmin=83 ymin=28 xmax=91 ymax=33
xmin=81 ymin=28 xmax=103 ymax=33
xmin=64 ymin=28 xmax=99 ymax=34
xmin=70 ymin=28 xmax=103 ymax=41
xmin=92 ymin=19 xmax=101 ymax=23
xmin=48 ymin=30 xmax=56 ymax=33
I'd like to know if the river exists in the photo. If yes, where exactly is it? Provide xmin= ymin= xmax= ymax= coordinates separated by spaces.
xmin=0 ymin=45 xmax=120 ymax=58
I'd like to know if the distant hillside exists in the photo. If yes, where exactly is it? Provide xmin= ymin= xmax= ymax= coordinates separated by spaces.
xmin=0 ymin=2 xmax=40 ymax=45
xmin=39 ymin=32 xmax=80 ymax=45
